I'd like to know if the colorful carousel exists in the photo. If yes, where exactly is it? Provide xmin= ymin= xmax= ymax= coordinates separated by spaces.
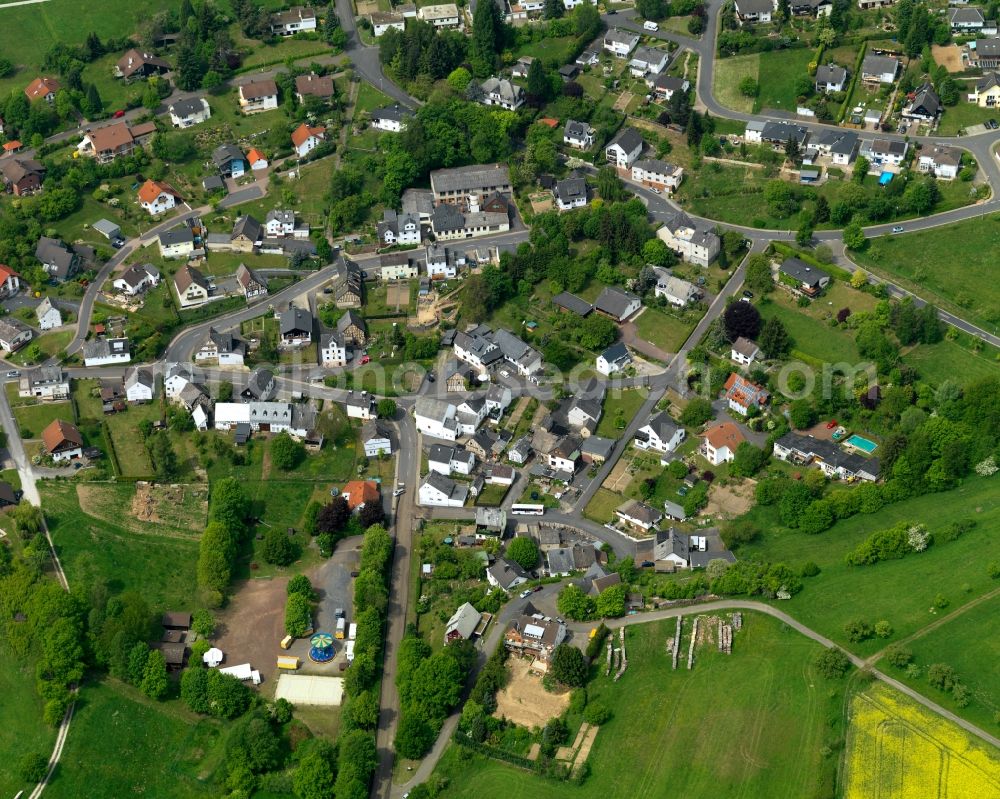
xmin=309 ymin=632 xmax=335 ymax=663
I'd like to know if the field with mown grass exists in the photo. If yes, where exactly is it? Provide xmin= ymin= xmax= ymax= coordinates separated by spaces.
xmin=432 ymin=613 xmax=846 ymax=799
xmin=741 ymin=474 xmax=1000 ymax=657
xmin=0 ymin=648 xmax=57 ymax=799
xmin=44 ymin=680 xmax=227 ymax=799
xmin=852 ymin=216 xmax=1000 ymax=330
xmin=596 ymin=388 xmax=650 ymax=439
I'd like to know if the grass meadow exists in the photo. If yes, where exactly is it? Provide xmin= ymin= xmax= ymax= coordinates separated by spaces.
xmin=433 ymin=612 xmax=845 ymax=799
xmin=0 ymin=648 xmax=57 ymax=798
xmin=741 ymin=475 xmax=1000 ymax=657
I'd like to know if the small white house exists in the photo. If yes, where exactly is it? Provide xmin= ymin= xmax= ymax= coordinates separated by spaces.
xmin=631 ymin=160 xmax=684 ymax=192
xmin=371 ymin=104 xmax=410 ymax=132
xmin=362 ymin=419 xmax=393 ymax=457
xmin=917 ymin=146 xmax=961 ymax=180
xmin=418 ymin=473 xmax=468 ymax=507
xmin=605 ymin=127 xmax=644 ymax=170
xmin=635 ymin=412 xmax=685 ymax=454
xmin=414 ymin=397 xmax=459 ymax=441
xmin=168 ymin=97 xmax=211 ymax=128
xmin=291 ymin=123 xmax=325 ymax=157
xmin=701 ymin=422 xmax=746 ymax=466
xmin=654 ymin=272 xmax=699 ymax=307
xmin=35 ymin=297 xmax=62 ymax=330
xmin=563 ymin=120 xmax=595 ymax=150
xmin=345 ymin=392 xmax=376 ymax=420
xmin=603 ymin=28 xmax=640 ymax=58
xmin=124 ymin=367 xmax=154 ymax=403
xmin=82 ymin=337 xmax=131 ymax=367
xmin=320 ymin=332 xmax=348 ymax=367
xmin=113 ymin=263 xmax=160 ymax=295
xmin=428 ymin=444 xmax=475 ymax=476
xmin=138 ymin=180 xmax=181 ymax=216
xmin=158 ymin=227 xmax=195 ymax=259
xmin=730 ymin=336 xmax=760 ymax=366
xmin=596 ymin=342 xmax=631 ymax=376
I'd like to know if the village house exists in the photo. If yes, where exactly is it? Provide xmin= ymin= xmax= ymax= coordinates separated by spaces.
xmin=918 ymin=145 xmax=962 ymax=179
xmin=629 ymin=46 xmax=670 ymax=78
xmin=605 ymin=127 xmax=644 ymax=170
xmin=345 ymin=391 xmax=376 ymax=420
xmin=213 ymin=144 xmax=246 ymax=178
xmin=604 ymin=28 xmax=640 ymax=57
xmin=430 ymin=163 xmax=511 ymax=205
xmin=18 ymin=366 xmax=69 ymax=400
xmin=113 ymin=263 xmax=160 ymax=295
xmin=138 ymin=179 xmax=181 ymax=216
xmin=733 ymin=0 xmax=774 ymax=23
xmin=168 ymin=97 xmax=211 ymax=127
xmin=631 ymin=159 xmax=684 ymax=192
xmin=504 ymin=606 xmax=566 ymax=660
xmin=651 ymin=74 xmax=689 ymax=101
xmin=902 ymin=82 xmax=941 ymax=121
xmin=744 ymin=120 xmax=810 ymax=148
xmin=425 ymin=244 xmax=465 ymax=279
xmin=634 ymin=412 xmax=685 ymax=455
xmin=656 ymin=211 xmax=720 ymax=267
xmin=0 ymin=318 xmax=31 ymax=351
xmin=377 ymin=252 xmax=419 ymax=281
xmin=480 ymin=77 xmax=525 ymax=111
xmin=362 ymin=419 xmax=393 ymax=457
xmin=378 ymin=209 xmax=422 ymax=246
xmin=0 ymin=157 xmax=45 ymax=196
xmin=616 ymin=499 xmax=663 ymax=532
xmin=414 ymin=397 xmax=460 ymax=440
xmin=83 ymin=337 xmax=131 ymax=367
xmin=815 ymin=63 xmax=848 ymax=93
xmin=336 ymin=309 xmax=367 ymax=346
xmin=778 ymin=257 xmax=831 ymax=296
xmin=488 ymin=557 xmax=529 ymax=591
xmin=279 ymin=306 xmax=313 ymax=347
xmin=553 ymin=174 xmax=588 ymax=211
xmin=24 ymin=76 xmax=60 ymax=103
xmin=247 ymin=148 xmax=268 ymax=171
xmin=428 ymin=443 xmax=476 ymax=475
xmin=291 ymin=122 xmax=325 ymax=157
xmin=342 ymin=479 xmax=379 ymax=511
xmin=371 ymin=104 xmax=411 ymax=132
xmin=174 ymin=265 xmax=211 ymax=308
xmin=724 ymin=373 xmax=769 ymax=415
xmin=35 ymin=297 xmax=62 ymax=330
xmin=0 ymin=265 xmax=20 ymax=299
xmin=596 ymin=341 xmax=631 ymax=376
xmin=229 ymin=215 xmax=263 ymax=254
xmin=77 ymin=120 xmax=154 ymax=163
xmin=594 ymin=286 xmax=641 ymax=322
xmin=444 ymin=603 xmax=482 ymax=644
xmin=195 ymin=327 xmax=246 ymax=366
xmin=42 ymin=419 xmax=83 ymax=462
xmin=124 ymin=367 xmax=155 ymax=403
xmin=418 ymin=472 xmax=469 ymax=507
xmin=812 ymin=130 xmax=859 ymax=165
xmin=860 ymin=54 xmax=900 ymax=86
xmin=700 ymin=421 xmax=746 ymax=466
xmin=35 ymin=237 xmax=80 ymax=282
xmin=730 ymin=336 xmax=761 ymax=366
xmin=654 ymin=270 xmax=700 ymax=307
xmin=295 ymin=72 xmax=335 ymax=104
xmin=238 ymin=79 xmax=279 ymax=113
xmin=271 ymin=5 xmax=317 ymax=35
xmin=773 ymin=431 xmax=880 ymax=481
xmin=948 ymin=5 xmax=994 ymax=32
xmin=431 ymin=204 xmax=509 ymax=241
xmin=417 ymin=3 xmax=461 ymax=26
xmin=968 ymin=70 xmax=1000 ymax=106
xmin=158 ymin=227 xmax=196 ymax=259
xmin=332 ymin=257 xmax=363 ymax=308
xmin=563 ymin=119 xmax=595 ymax=149
xmin=115 ymin=49 xmax=170 ymax=81
xmin=370 ymin=10 xmax=405 ymax=35
xmin=319 ymin=331 xmax=348 ymax=367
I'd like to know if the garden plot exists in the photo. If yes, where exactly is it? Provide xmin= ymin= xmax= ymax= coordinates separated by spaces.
xmin=494 ymin=657 xmax=571 ymax=728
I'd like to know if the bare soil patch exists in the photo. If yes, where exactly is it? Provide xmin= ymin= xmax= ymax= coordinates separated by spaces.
xmin=214 ymin=575 xmax=291 ymax=692
xmin=703 ymin=479 xmax=755 ymax=518
xmin=76 ymin=483 xmax=207 ymax=537
xmin=613 ymin=91 xmax=633 ymax=112
xmin=386 ymin=281 xmax=409 ymax=309
xmin=529 ymin=193 xmax=554 ymax=214
xmin=932 ymin=44 xmax=963 ymax=73
xmin=603 ymin=456 xmax=633 ymax=493
xmin=494 ymin=657 xmax=570 ymax=729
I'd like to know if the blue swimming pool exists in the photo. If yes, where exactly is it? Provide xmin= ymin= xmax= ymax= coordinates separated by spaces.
xmin=845 ymin=434 xmax=878 ymax=454
xmin=879 ymin=171 xmax=893 ymax=186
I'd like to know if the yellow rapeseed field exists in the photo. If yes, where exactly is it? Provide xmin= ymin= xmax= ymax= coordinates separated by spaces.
xmin=843 ymin=683 xmax=1000 ymax=799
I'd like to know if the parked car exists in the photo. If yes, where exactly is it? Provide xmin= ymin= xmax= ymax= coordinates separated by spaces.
xmin=826 ymin=419 xmax=838 ymax=429
xmin=359 ymin=355 xmax=371 ymax=365
xmin=111 ymin=236 xmax=125 ymax=249
xmin=990 ymin=119 xmax=999 ymax=129
xmin=392 ymin=488 xmax=405 ymax=497
xmin=519 ymin=589 xmax=533 ymax=598
xmin=6 ymin=370 xmax=19 ymax=378
xmin=426 ymin=373 xmax=435 ymax=383
xmin=891 ymin=226 xmax=904 ymax=233
xmin=742 ymin=290 xmax=754 ymax=299
xmin=113 ymin=109 xmax=125 ymax=118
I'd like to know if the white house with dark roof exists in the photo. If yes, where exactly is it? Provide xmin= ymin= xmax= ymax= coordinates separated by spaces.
xmin=861 ymin=54 xmax=900 ymax=85
xmin=605 ymin=127 xmax=644 ymax=169
xmin=428 ymin=443 xmax=475 ymax=475
xmin=563 ymin=119 xmax=595 ymax=149
xmin=377 ymin=209 xmax=422 ymax=246
xmin=158 ymin=227 xmax=196 ymax=259
xmin=629 ymin=46 xmax=670 ymax=77
xmin=35 ymin=297 xmax=62 ymax=330
xmin=238 ymin=79 xmax=279 ymax=113
xmin=596 ymin=342 xmax=631 ymax=375
xmin=653 ymin=270 xmax=700 ymax=307
xmin=113 ymin=263 xmax=160 ymax=295
xmin=734 ymin=0 xmax=774 ymax=22
xmin=616 ymin=499 xmax=663 ymax=532
xmin=632 ymin=160 xmax=684 ymax=192
xmin=968 ymin=70 xmax=1000 ymax=105
xmin=345 ymin=391 xmax=375 ymax=419
xmin=859 ymin=138 xmax=908 ymax=168
xmin=634 ymin=412 xmax=685 ymax=455
xmin=554 ymin=175 xmax=588 ymax=211
xmin=83 ymin=337 xmax=130 ymax=367
xmin=730 ymin=336 xmax=760 ymax=366
xmin=656 ymin=211 xmax=720 ymax=267
xmin=124 ymin=367 xmax=154 ymax=403
xmin=902 ymin=83 xmax=941 ymax=121
xmin=652 ymin=74 xmax=690 ymax=101
xmin=270 ymin=6 xmax=317 ymax=35
xmin=487 ymin=557 xmax=529 ymax=590
xmin=480 ymin=77 xmax=525 ymax=111
xmin=815 ymin=63 xmax=848 ymax=93
xmin=195 ymin=327 xmax=245 ymax=366
xmin=371 ymin=104 xmax=411 ymax=132
xmin=949 ymin=5 xmax=993 ymax=31
xmin=173 ymin=265 xmax=211 ymax=307
xmin=320 ymin=331 xmax=347 ymax=367
xmin=604 ymin=28 xmax=640 ymax=57
xmin=18 ymin=366 xmax=69 ymax=400
xmin=362 ymin=419 xmax=393 ymax=457
xmin=419 ymin=472 xmax=468 ymax=507
xmin=168 ymin=97 xmax=211 ymax=128
xmin=415 ymin=397 xmax=459 ymax=441
xmin=918 ymin=145 xmax=962 ymax=179
xmin=0 ymin=318 xmax=31 ymax=352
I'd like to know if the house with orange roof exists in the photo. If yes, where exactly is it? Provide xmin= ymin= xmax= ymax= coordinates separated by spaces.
xmin=77 ymin=120 xmax=155 ymax=163
xmin=342 ymin=480 xmax=380 ymax=511
xmin=0 ymin=264 xmax=22 ymax=299
xmin=723 ymin=373 xmax=769 ymax=416
xmin=24 ymin=77 xmax=60 ymax=103
xmin=700 ymin=422 xmax=746 ymax=466
xmin=247 ymin=148 xmax=268 ymax=171
xmin=291 ymin=123 xmax=325 ymax=157
xmin=137 ymin=180 xmax=182 ymax=216
xmin=2 ymin=140 xmax=22 ymax=154
xmin=42 ymin=419 xmax=83 ymax=462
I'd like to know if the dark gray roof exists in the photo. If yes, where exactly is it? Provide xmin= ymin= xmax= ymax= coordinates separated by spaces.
xmin=372 ymin=103 xmax=411 ymax=123
xmin=212 ymin=143 xmax=244 ymax=167
xmin=553 ymin=292 xmax=592 ymax=316
xmin=735 ymin=0 xmax=775 ymax=12
xmin=159 ymin=227 xmax=194 ymax=247
xmin=607 ymin=127 xmax=643 ymax=154
xmin=280 ymin=306 xmax=312 ymax=335
xmin=594 ymin=286 xmax=640 ymax=319
xmin=232 ymin=215 xmax=262 ymax=242
xmin=975 ymin=38 xmax=1000 ymax=57
xmin=555 ymin=176 xmax=587 ymax=203
xmin=35 ymin=236 xmax=77 ymax=277
xmin=759 ymin=120 xmax=809 ymax=145
xmin=564 ymin=119 xmax=593 ymax=140
xmin=169 ymin=96 xmax=207 ymax=118
xmin=815 ymin=64 xmax=847 ymax=84
xmin=907 ymin=83 xmax=941 ymax=117
xmin=775 ymin=431 xmax=880 ymax=477
xmin=580 ymin=435 xmax=615 ymax=460
xmin=209 ymin=327 xmax=244 ymax=354
xmin=645 ymin=411 xmax=680 ymax=442
xmin=779 ymin=257 xmax=829 ymax=287
xmin=600 ymin=341 xmax=630 ymax=365
xmin=203 ymin=175 xmax=225 ymax=191
xmin=430 ymin=163 xmax=510 ymax=195
xmin=862 ymin=54 xmax=899 ymax=77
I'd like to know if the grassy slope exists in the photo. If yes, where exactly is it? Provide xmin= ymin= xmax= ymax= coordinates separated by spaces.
xmin=596 ymin=388 xmax=649 ymax=438
xmin=712 ymin=53 xmax=758 ymax=114
xmin=902 ymin=339 xmax=1000 ymax=387
xmin=41 ymin=482 xmax=200 ymax=610
xmin=45 ymin=680 xmax=226 ymax=799
xmin=886 ymin=595 xmax=1000 ymax=731
xmin=756 ymin=49 xmax=814 ymax=114
xmin=434 ymin=613 xmax=844 ymax=799
xmin=742 ymin=475 xmax=1000 ymax=657
xmin=0 ymin=648 xmax=57 ymax=798
xmin=852 ymin=216 xmax=1000 ymax=329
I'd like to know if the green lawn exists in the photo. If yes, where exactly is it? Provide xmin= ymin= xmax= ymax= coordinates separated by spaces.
xmin=514 ymin=34 xmax=580 ymax=66
xmin=583 ymin=486 xmax=624 ymax=524
xmin=353 ymin=82 xmax=395 ymax=119
xmin=0 ymin=648 xmax=57 ymax=799
xmin=902 ymin=338 xmax=1000 ymax=387
xmin=852 ymin=216 xmax=1000 ymax=329
xmin=475 ymin=483 xmax=509 ymax=507
xmin=712 ymin=53 xmax=758 ymax=114
xmin=756 ymin=49 xmax=814 ymax=113
xmin=40 ymin=482 xmax=201 ymax=611
xmin=596 ymin=388 xmax=649 ymax=439
xmin=45 ymin=680 xmax=226 ymax=799
xmin=884 ymin=594 xmax=1000 ymax=731
xmin=432 ymin=613 xmax=844 ymax=799
xmin=936 ymin=100 xmax=998 ymax=136
xmin=743 ymin=474 xmax=1000 ymax=657
xmin=758 ymin=294 xmax=861 ymax=365
xmin=10 ymin=330 xmax=74 ymax=366
xmin=104 ymin=403 xmax=163 ymax=478
xmin=12 ymin=399 xmax=73 ymax=440
xmin=633 ymin=306 xmax=697 ymax=355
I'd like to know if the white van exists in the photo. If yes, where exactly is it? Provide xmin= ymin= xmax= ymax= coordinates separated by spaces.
xmin=643 ymin=20 xmax=659 ymax=31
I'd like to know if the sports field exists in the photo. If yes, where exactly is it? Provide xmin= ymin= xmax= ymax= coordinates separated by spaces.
xmin=433 ymin=612 xmax=845 ymax=799
xmin=843 ymin=683 xmax=1000 ymax=799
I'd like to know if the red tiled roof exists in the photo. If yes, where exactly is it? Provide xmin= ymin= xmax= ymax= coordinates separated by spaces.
xmin=138 ymin=179 xmax=181 ymax=204
xmin=702 ymin=421 xmax=745 ymax=452
xmin=724 ymin=372 xmax=769 ymax=408
xmin=24 ymin=77 xmax=60 ymax=100
xmin=291 ymin=123 xmax=325 ymax=148
xmin=42 ymin=419 xmax=82 ymax=454
xmin=342 ymin=480 xmax=379 ymax=510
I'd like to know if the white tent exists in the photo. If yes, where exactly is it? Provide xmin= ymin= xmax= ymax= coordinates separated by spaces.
xmin=219 ymin=663 xmax=254 ymax=681
xmin=203 ymin=647 xmax=224 ymax=667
